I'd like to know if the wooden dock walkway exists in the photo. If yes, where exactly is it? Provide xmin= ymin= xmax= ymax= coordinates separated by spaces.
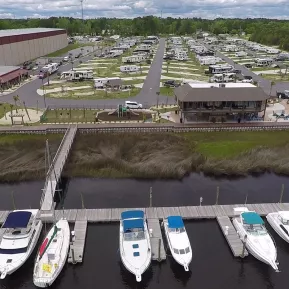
xmin=40 ymin=124 xmax=77 ymax=213
xmin=147 ymin=219 xmax=166 ymax=261
xmin=68 ymin=220 xmax=88 ymax=264
xmin=217 ymin=216 xmax=248 ymax=257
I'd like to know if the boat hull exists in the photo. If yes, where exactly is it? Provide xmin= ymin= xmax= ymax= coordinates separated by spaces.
xmin=33 ymin=219 xmax=70 ymax=288
xmin=266 ymin=213 xmax=289 ymax=243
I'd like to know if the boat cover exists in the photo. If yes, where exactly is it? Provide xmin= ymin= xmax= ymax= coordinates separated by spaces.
xmin=242 ymin=212 xmax=264 ymax=225
xmin=167 ymin=216 xmax=184 ymax=229
xmin=121 ymin=210 xmax=144 ymax=220
xmin=123 ymin=219 xmax=144 ymax=232
xmin=2 ymin=211 xmax=32 ymax=228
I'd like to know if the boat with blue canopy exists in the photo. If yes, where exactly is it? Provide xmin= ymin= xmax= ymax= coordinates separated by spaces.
xmin=232 ymin=207 xmax=279 ymax=272
xmin=119 ymin=210 xmax=151 ymax=282
xmin=163 ymin=216 xmax=192 ymax=271
xmin=0 ymin=210 xmax=43 ymax=279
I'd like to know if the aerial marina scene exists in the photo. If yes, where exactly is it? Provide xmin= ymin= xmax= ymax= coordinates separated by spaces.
xmin=0 ymin=4 xmax=289 ymax=289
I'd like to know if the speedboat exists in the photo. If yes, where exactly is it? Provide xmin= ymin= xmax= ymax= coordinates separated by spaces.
xmin=163 ymin=216 xmax=192 ymax=271
xmin=119 ymin=210 xmax=151 ymax=282
xmin=0 ymin=210 xmax=43 ymax=279
xmin=266 ymin=211 xmax=289 ymax=243
xmin=33 ymin=219 xmax=70 ymax=287
xmin=232 ymin=207 xmax=279 ymax=271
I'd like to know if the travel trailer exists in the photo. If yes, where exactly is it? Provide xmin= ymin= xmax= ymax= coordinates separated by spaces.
xmin=122 ymin=55 xmax=146 ymax=63
xmin=255 ymin=58 xmax=273 ymax=67
xmin=94 ymin=77 xmax=121 ymax=88
xmin=60 ymin=70 xmax=93 ymax=81
xmin=208 ymin=64 xmax=233 ymax=74
xmin=267 ymin=48 xmax=279 ymax=54
xmin=120 ymin=65 xmax=140 ymax=73
xmin=235 ymin=51 xmax=247 ymax=57
xmin=198 ymin=56 xmax=221 ymax=65
xmin=40 ymin=63 xmax=58 ymax=75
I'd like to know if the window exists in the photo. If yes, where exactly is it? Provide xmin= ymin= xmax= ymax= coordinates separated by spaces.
xmin=173 ymin=248 xmax=179 ymax=254
xmin=185 ymin=247 xmax=190 ymax=253
xmin=0 ymin=247 xmax=28 ymax=254
xmin=179 ymin=249 xmax=185 ymax=254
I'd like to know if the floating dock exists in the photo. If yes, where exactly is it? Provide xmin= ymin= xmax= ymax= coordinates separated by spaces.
xmin=68 ymin=220 xmax=88 ymax=264
xmin=147 ymin=218 xmax=166 ymax=261
xmin=217 ymin=216 xmax=248 ymax=257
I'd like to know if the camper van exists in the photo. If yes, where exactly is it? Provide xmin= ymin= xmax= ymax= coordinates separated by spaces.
xmin=120 ymin=65 xmax=140 ymax=73
xmin=94 ymin=77 xmax=120 ymax=88
xmin=60 ymin=70 xmax=93 ymax=81
xmin=208 ymin=64 xmax=233 ymax=74
xmin=255 ymin=58 xmax=273 ymax=67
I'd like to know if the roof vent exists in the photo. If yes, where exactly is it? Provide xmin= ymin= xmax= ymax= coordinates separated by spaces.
xmin=219 ymin=83 xmax=226 ymax=88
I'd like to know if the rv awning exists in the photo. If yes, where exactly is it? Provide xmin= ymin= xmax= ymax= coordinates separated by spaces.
xmin=123 ymin=219 xmax=144 ymax=232
xmin=121 ymin=210 xmax=144 ymax=220
xmin=242 ymin=212 xmax=264 ymax=225
xmin=3 ymin=211 xmax=32 ymax=228
xmin=167 ymin=216 xmax=184 ymax=229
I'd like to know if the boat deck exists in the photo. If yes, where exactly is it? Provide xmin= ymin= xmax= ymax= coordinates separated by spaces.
xmin=147 ymin=219 xmax=166 ymax=261
xmin=68 ymin=220 xmax=87 ymax=264
xmin=217 ymin=216 xmax=248 ymax=257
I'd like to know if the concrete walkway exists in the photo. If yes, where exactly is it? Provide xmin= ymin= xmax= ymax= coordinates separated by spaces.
xmin=37 ymin=86 xmax=92 ymax=96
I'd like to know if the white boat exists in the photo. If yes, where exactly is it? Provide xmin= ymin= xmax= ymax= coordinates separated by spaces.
xmin=119 ymin=210 xmax=151 ymax=282
xmin=266 ymin=211 xmax=289 ymax=243
xmin=232 ymin=207 xmax=279 ymax=271
xmin=0 ymin=210 xmax=43 ymax=279
xmin=33 ymin=219 xmax=70 ymax=287
xmin=163 ymin=216 xmax=192 ymax=271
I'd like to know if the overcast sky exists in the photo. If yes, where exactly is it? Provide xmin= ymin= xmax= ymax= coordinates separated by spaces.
xmin=0 ymin=0 xmax=289 ymax=19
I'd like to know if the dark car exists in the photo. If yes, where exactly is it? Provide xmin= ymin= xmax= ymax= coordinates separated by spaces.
xmin=163 ymin=56 xmax=172 ymax=60
xmin=232 ymin=69 xmax=242 ymax=74
xmin=22 ymin=61 xmax=33 ymax=69
xmin=75 ymin=53 xmax=82 ymax=58
xmin=164 ymin=80 xmax=180 ymax=87
xmin=276 ymin=90 xmax=289 ymax=99
xmin=244 ymin=64 xmax=252 ymax=68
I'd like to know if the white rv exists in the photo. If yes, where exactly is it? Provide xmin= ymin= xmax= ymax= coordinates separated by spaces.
xmin=255 ymin=58 xmax=273 ymax=67
xmin=235 ymin=51 xmax=247 ymax=57
xmin=210 ymin=73 xmax=236 ymax=83
xmin=94 ymin=77 xmax=121 ymax=88
xmin=60 ymin=70 xmax=93 ymax=81
xmin=120 ymin=65 xmax=140 ymax=73
xmin=122 ymin=55 xmax=146 ymax=63
xmin=208 ymin=64 xmax=234 ymax=74
xmin=267 ymin=48 xmax=279 ymax=54
xmin=40 ymin=63 xmax=59 ymax=75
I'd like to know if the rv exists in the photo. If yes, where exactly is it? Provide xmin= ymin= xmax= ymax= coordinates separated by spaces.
xmin=235 ymin=51 xmax=247 ymax=57
xmin=267 ymin=48 xmax=279 ymax=54
xmin=120 ymin=65 xmax=140 ymax=73
xmin=208 ymin=64 xmax=233 ymax=74
xmin=94 ymin=77 xmax=121 ymax=88
xmin=40 ymin=63 xmax=58 ymax=75
xmin=210 ymin=73 xmax=236 ymax=83
xmin=60 ymin=70 xmax=93 ymax=81
xmin=255 ymin=58 xmax=273 ymax=67
xmin=122 ymin=55 xmax=146 ymax=63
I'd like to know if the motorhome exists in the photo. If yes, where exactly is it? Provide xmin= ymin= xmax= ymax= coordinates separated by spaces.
xmin=198 ymin=56 xmax=221 ymax=65
xmin=210 ymin=73 xmax=236 ymax=83
xmin=175 ymin=52 xmax=188 ymax=61
xmin=120 ymin=65 xmax=140 ymax=73
xmin=223 ymin=45 xmax=238 ymax=52
xmin=94 ymin=77 xmax=121 ymax=88
xmin=122 ymin=55 xmax=146 ymax=63
xmin=255 ymin=58 xmax=273 ymax=67
xmin=40 ymin=63 xmax=58 ymax=75
xmin=267 ymin=48 xmax=279 ymax=54
xmin=235 ymin=51 xmax=247 ymax=57
xmin=60 ymin=70 xmax=93 ymax=81
xmin=208 ymin=64 xmax=233 ymax=74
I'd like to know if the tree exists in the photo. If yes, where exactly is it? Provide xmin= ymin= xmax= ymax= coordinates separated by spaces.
xmin=13 ymin=95 xmax=19 ymax=113
xmin=269 ymin=81 xmax=275 ymax=97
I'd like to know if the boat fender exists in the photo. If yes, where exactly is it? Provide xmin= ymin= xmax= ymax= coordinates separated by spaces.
xmin=184 ymin=264 xmax=189 ymax=272
xmin=0 ymin=270 xmax=7 ymax=279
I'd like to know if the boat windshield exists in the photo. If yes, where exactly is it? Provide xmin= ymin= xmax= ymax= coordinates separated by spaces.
xmin=173 ymin=247 xmax=190 ymax=254
xmin=168 ymin=227 xmax=185 ymax=233
xmin=245 ymin=224 xmax=267 ymax=235
xmin=124 ymin=228 xmax=145 ymax=241
xmin=0 ymin=247 xmax=28 ymax=254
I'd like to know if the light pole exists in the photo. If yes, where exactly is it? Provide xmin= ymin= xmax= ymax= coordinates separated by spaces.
xmin=42 ymin=78 xmax=47 ymax=108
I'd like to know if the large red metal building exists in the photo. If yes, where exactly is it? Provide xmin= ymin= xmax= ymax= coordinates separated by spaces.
xmin=0 ymin=28 xmax=68 ymax=66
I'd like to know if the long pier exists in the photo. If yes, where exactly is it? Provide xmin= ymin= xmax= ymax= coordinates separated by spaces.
xmin=40 ymin=124 xmax=77 ymax=213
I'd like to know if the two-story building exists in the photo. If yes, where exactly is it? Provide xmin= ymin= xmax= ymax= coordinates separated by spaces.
xmin=174 ymin=83 xmax=269 ymax=123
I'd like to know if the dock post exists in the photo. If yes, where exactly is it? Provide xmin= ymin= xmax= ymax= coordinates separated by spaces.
xmin=80 ymin=192 xmax=85 ymax=209
xmin=158 ymin=238 xmax=161 ymax=262
xmin=11 ymin=191 xmax=16 ymax=210
xmin=244 ymin=193 xmax=248 ymax=205
xmin=279 ymin=184 xmax=284 ymax=203
xmin=215 ymin=186 xmax=219 ymax=205
xmin=199 ymin=197 xmax=203 ymax=206
xmin=149 ymin=187 xmax=152 ymax=208
xmin=241 ymin=235 xmax=247 ymax=258
xmin=71 ymin=245 xmax=76 ymax=264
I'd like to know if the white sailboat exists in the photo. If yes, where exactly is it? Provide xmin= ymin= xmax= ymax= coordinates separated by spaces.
xmin=232 ymin=207 xmax=279 ymax=271
xmin=266 ymin=211 xmax=289 ymax=243
xmin=0 ymin=209 xmax=43 ymax=279
xmin=119 ymin=210 xmax=151 ymax=282
xmin=33 ymin=219 xmax=70 ymax=287
xmin=163 ymin=216 xmax=192 ymax=271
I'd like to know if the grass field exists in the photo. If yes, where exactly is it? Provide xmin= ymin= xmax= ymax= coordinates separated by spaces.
xmin=0 ymin=103 xmax=23 ymax=119
xmin=262 ymin=74 xmax=289 ymax=81
xmin=159 ymin=86 xmax=175 ymax=96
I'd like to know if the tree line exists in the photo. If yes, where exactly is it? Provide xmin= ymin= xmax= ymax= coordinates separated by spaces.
xmin=0 ymin=17 xmax=288 ymax=50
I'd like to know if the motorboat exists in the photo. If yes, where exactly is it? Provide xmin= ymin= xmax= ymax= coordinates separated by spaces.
xmin=232 ymin=207 xmax=279 ymax=271
xmin=163 ymin=216 xmax=192 ymax=271
xmin=0 ymin=210 xmax=43 ymax=279
xmin=119 ymin=210 xmax=151 ymax=282
xmin=266 ymin=211 xmax=289 ymax=243
xmin=33 ymin=219 xmax=70 ymax=287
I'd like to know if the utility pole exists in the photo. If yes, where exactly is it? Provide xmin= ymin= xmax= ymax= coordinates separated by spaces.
xmin=80 ymin=0 xmax=84 ymax=23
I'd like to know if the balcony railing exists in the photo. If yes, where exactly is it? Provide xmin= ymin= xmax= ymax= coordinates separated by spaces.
xmin=182 ymin=106 xmax=263 ymax=112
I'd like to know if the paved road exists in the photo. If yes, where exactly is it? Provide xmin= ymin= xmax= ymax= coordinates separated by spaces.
xmin=0 ymin=39 xmax=171 ymax=109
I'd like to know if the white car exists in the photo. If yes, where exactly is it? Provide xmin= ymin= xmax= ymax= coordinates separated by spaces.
xmin=63 ymin=56 xmax=69 ymax=62
xmin=125 ymin=101 xmax=143 ymax=109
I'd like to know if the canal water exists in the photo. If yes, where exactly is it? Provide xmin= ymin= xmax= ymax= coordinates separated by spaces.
xmin=1 ymin=173 xmax=289 ymax=288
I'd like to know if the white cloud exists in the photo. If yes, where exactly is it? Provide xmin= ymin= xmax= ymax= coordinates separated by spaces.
xmin=0 ymin=0 xmax=289 ymax=19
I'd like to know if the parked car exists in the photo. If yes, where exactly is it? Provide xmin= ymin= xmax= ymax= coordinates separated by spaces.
xmin=277 ymin=90 xmax=289 ymax=99
xmin=164 ymin=80 xmax=180 ymax=87
xmin=242 ymin=76 xmax=253 ymax=83
xmin=38 ymin=71 xmax=48 ymax=79
xmin=63 ymin=56 xmax=69 ymax=62
xmin=125 ymin=101 xmax=143 ymax=109
xmin=22 ymin=61 xmax=33 ymax=69
xmin=244 ymin=64 xmax=252 ymax=68
xmin=75 ymin=53 xmax=82 ymax=58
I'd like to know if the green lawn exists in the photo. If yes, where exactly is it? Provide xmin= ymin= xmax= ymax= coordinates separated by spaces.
xmin=0 ymin=103 xmax=23 ymax=119
xmin=262 ymin=74 xmax=289 ymax=81
xmin=159 ymin=86 xmax=175 ymax=96
xmin=42 ymin=109 xmax=98 ymax=123
xmin=183 ymin=131 xmax=289 ymax=159
xmin=45 ymin=43 xmax=95 ymax=57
